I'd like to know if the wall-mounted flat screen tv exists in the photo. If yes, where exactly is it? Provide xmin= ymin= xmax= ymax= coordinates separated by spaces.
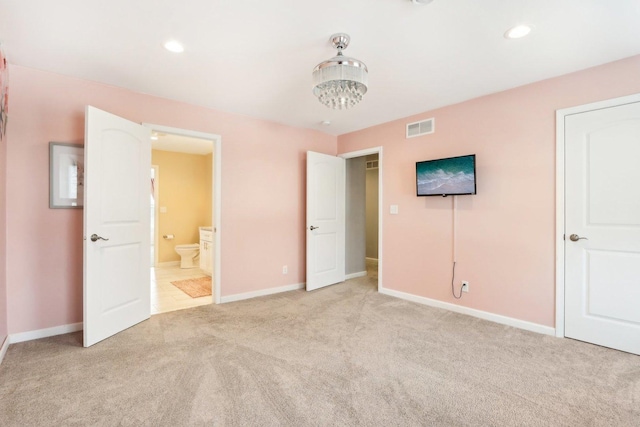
xmin=416 ymin=154 xmax=476 ymax=197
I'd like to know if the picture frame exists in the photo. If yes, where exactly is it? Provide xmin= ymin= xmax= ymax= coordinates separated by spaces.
xmin=49 ymin=142 xmax=84 ymax=208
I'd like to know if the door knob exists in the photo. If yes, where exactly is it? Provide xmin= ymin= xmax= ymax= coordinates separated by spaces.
xmin=569 ymin=234 xmax=588 ymax=242
xmin=90 ymin=234 xmax=110 ymax=242
xmin=309 ymin=225 xmax=319 ymax=231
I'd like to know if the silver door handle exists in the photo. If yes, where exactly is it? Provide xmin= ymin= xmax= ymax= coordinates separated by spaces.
xmin=569 ymin=234 xmax=588 ymax=242
xmin=309 ymin=225 xmax=319 ymax=231
xmin=90 ymin=234 xmax=110 ymax=242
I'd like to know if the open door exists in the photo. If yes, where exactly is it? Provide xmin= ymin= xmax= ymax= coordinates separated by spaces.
xmin=564 ymin=101 xmax=640 ymax=355
xmin=83 ymin=106 xmax=151 ymax=347
xmin=306 ymin=151 xmax=345 ymax=291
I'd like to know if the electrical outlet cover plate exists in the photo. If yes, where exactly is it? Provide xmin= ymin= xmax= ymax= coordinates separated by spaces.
xmin=461 ymin=281 xmax=469 ymax=292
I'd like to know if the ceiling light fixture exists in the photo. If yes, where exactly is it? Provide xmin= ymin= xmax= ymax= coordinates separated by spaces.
xmin=164 ymin=40 xmax=184 ymax=53
xmin=411 ymin=0 xmax=434 ymax=5
xmin=312 ymin=33 xmax=368 ymax=110
xmin=504 ymin=24 xmax=532 ymax=39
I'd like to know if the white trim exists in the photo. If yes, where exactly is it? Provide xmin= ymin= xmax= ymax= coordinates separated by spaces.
xmin=0 ymin=335 xmax=9 ymax=366
xmin=380 ymin=288 xmax=555 ymax=336
xmin=555 ymin=107 xmax=566 ymax=338
xmin=345 ymin=271 xmax=367 ymax=280
xmin=156 ymin=261 xmax=180 ymax=267
xmin=340 ymin=147 xmax=381 ymax=159
xmin=143 ymin=124 xmax=221 ymax=142
xmin=221 ymin=283 xmax=305 ymax=303
xmin=340 ymin=147 xmax=383 ymax=295
xmin=554 ymin=93 xmax=640 ymax=338
xmin=213 ymin=136 xmax=222 ymax=305
xmin=143 ymin=123 xmax=223 ymax=305
xmin=9 ymin=322 xmax=83 ymax=344
xmin=151 ymin=164 xmax=160 ymax=267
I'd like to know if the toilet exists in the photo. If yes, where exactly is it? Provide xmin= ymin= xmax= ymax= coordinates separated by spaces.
xmin=174 ymin=244 xmax=200 ymax=268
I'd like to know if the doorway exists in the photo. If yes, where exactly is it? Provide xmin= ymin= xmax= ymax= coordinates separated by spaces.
xmin=144 ymin=123 xmax=222 ymax=309
xmin=342 ymin=147 xmax=383 ymax=292
xmin=305 ymin=147 xmax=383 ymax=292
xmin=556 ymin=93 xmax=640 ymax=355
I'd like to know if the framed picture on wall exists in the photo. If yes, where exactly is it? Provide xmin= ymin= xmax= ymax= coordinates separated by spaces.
xmin=49 ymin=142 xmax=84 ymax=208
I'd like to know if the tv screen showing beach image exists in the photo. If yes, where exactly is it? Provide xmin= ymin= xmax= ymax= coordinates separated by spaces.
xmin=416 ymin=155 xmax=476 ymax=196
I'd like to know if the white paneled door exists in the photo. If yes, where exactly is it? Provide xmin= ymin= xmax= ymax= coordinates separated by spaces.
xmin=306 ymin=151 xmax=345 ymax=291
xmin=83 ymin=106 xmax=151 ymax=347
xmin=565 ymin=100 xmax=640 ymax=355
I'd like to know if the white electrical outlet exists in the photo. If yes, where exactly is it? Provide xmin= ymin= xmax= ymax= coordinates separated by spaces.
xmin=461 ymin=281 xmax=470 ymax=293
xmin=282 ymin=265 xmax=288 ymax=274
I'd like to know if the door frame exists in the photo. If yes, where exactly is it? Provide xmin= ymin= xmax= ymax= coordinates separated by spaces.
xmin=143 ymin=123 xmax=222 ymax=304
xmin=339 ymin=146 xmax=383 ymax=293
xmin=151 ymin=164 xmax=160 ymax=267
xmin=555 ymin=92 xmax=640 ymax=338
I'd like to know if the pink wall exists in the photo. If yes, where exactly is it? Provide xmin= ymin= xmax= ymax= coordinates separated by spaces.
xmin=6 ymin=65 xmax=336 ymax=334
xmin=5 ymin=55 xmax=640 ymax=335
xmin=338 ymin=55 xmax=640 ymax=327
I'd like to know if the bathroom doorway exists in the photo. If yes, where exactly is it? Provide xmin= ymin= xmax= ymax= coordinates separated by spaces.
xmin=146 ymin=127 xmax=221 ymax=314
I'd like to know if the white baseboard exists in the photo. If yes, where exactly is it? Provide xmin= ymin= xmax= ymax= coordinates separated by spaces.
xmin=221 ymin=283 xmax=305 ymax=303
xmin=379 ymin=288 xmax=555 ymax=336
xmin=0 ymin=335 xmax=9 ymax=366
xmin=345 ymin=271 xmax=367 ymax=280
xmin=156 ymin=261 xmax=180 ymax=267
xmin=9 ymin=322 xmax=83 ymax=344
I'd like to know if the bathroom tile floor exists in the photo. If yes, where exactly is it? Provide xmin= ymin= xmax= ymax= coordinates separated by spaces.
xmin=151 ymin=265 xmax=213 ymax=315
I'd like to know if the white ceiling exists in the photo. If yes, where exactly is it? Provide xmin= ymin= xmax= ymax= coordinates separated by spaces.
xmin=1 ymin=0 xmax=639 ymax=136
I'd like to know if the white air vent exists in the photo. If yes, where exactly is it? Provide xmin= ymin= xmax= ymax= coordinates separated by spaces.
xmin=366 ymin=160 xmax=378 ymax=170
xmin=406 ymin=118 xmax=435 ymax=138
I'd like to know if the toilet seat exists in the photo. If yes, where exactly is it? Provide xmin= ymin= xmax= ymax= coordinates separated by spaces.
xmin=175 ymin=243 xmax=199 ymax=250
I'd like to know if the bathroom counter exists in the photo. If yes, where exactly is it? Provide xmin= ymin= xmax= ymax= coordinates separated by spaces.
xmin=199 ymin=227 xmax=213 ymax=276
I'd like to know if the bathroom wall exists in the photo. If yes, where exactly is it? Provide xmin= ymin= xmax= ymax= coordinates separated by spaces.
xmin=338 ymin=54 xmax=640 ymax=328
xmin=345 ymin=157 xmax=366 ymax=275
xmin=5 ymin=65 xmax=336 ymax=335
xmin=365 ymin=155 xmax=379 ymax=259
xmin=152 ymin=149 xmax=212 ymax=264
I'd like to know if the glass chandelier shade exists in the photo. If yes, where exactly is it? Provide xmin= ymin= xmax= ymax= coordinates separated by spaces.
xmin=312 ymin=34 xmax=368 ymax=110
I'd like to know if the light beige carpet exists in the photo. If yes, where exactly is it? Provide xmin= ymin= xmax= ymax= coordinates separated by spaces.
xmin=171 ymin=276 xmax=212 ymax=298
xmin=0 ymin=274 xmax=638 ymax=426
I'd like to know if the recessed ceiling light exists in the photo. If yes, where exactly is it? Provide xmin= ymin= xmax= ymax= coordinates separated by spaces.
xmin=321 ymin=120 xmax=331 ymax=126
xmin=504 ymin=24 xmax=532 ymax=39
xmin=164 ymin=40 xmax=184 ymax=53
xmin=411 ymin=0 xmax=434 ymax=5
xmin=150 ymin=133 xmax=159 ymax=140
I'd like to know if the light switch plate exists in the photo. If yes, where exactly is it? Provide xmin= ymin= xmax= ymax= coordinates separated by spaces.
xmin=160 ymin=207 xmax=167 ymax=213
xmin=390 ymin=205 xmax=399 ymax=214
